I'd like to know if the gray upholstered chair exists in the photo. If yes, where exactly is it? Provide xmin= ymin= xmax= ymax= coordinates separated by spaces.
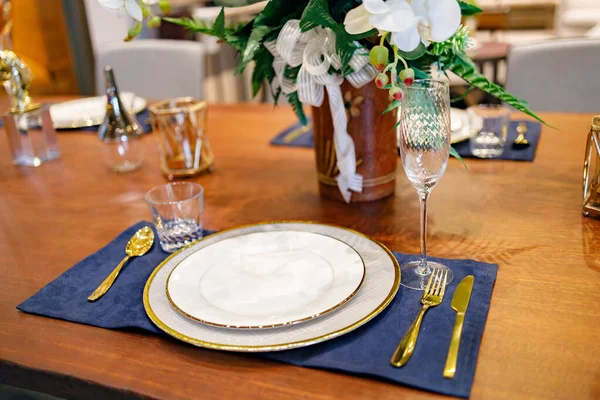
xmin=505 ymin=38 xmax=600 ymax=113
xmin=95 ymin=40 xmax=205 ymax=99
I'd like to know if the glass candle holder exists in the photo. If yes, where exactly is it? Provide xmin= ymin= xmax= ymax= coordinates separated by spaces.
xmin=468 ymin=104 xmax=510 ymax=159
xmin=3 ymin=105 xmax=60 ymax=167
xmin=149 ymin=98 xmax=214 ymax=180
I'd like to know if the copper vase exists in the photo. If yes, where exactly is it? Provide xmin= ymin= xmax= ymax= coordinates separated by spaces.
xmin=312 ymin=81 xmax=398 ymax=202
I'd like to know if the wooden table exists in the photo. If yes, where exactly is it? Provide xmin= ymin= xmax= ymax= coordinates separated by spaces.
xmin=0 ymin=102 xmax=599 ymax=400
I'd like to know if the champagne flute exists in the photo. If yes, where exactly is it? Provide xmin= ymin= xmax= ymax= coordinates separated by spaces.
xmin=398 ymin=79 xmax=454 ymax=290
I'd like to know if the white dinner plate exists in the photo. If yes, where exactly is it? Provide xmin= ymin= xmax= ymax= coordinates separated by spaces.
xmin=451 ymin=108 xmax=479 ymax=144
xmin=167 ymin=230 xmax=366 ymax=329
xmin=49 ymin=92 xmax=147 ymax=129
xmin=144 ymin=222 xmax=400 ymax=352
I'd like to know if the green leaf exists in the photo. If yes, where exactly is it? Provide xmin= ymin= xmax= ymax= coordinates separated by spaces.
xmin=412 ymin=66 xmax=431 ymax=79
xmin=382 ymin=100 xmax=401 ymax=115
xmin=450 ymin=85 xmax=476 ymax=103
xmin=393 ymin=119 xmax=401 ymax=130
xmin=300 ymin=0 xmax=337 ymax=31
xmin=212 ymin=8 xmax=226 ymax=38
xmin=224 ymin=20 xmax=252 ymax=52
xmin=397 ymin=42 xmax=427 ymax=60
xmin=251 ymin=47 xmax=275 ymax=96
xmin=450 ymin=146 xmax=468 ymax=171
xmin=329 ymin=0 xmax=362 ymax=21
xmin=240 ymin=25 xmax=271 ymax=70
xmin=450 ymin=57 xmax=548 ymax=125
xmin=162 ymin=17 xmax=210 ymax=33
xmin=288 ymin=92 xmax=307 ymax=125
xmin=457 ymin=0 xmax=482 ymax=16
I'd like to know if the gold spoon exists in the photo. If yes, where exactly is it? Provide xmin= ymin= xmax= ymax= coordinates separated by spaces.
xmin=88 ymin=226 xmax=154 ymax=302
xmin=513 ymin=123 xmax=529 ymax=147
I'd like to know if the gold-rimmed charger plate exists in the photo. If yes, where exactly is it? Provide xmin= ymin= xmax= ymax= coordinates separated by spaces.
xmin=144 ymin=221 xmax=400 ymax=352
xmin=166 ymin=230 xmax=366 ymax=329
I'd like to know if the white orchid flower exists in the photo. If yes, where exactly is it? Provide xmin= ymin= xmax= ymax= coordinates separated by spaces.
xmin=344 ymin=0 xmax=461 ymax=52
xmin=97 ymin=0 xmax=159 ymax=22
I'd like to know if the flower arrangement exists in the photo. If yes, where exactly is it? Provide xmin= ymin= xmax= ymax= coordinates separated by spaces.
xmin=99 ymin=0 xmax=542 ymax=124
xmin=98 ymin=0 xmax=543 ymax=201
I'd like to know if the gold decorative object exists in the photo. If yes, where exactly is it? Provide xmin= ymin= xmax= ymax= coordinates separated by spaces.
xmin=88 ymin=226 xmax=154 ymax=302
xmin=390 ymin=268 xmax=448 ymax=368
xmin=444 ymin=275 xmax=474 ymax=379
xmin=583 ymin=116 xmax=600 ymax=219
xmin=149 ymin=97 xmax=214 ymax=179
xmin=0 ymin=50 xmax=39 ymax=113
xmin=1 ymin=49 xmax=59 ymax=167
xmin=513 ymin=122 xmax=530 ymax=147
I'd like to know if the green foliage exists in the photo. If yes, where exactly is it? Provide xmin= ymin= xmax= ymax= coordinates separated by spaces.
xmin=239 ymin=25 xmax=271 ymax=73
xmin=450 ymin=147 xmax=468 ymax=170
xmin=458 ymin=0 xmax=482 ymax=16
xmin=164 ymin=8 xmax=228 ymax=39
xmin=382 ymin=100 xmax=401 ymax=115
xmin=449 ymin=56 xmax=546 ymax=125
xmin=288 ymin=92 xmax=308 ymax=125
xmin=300 ymin=0 xmax=373 ymax=69
xmin=397 ymin=42 xmax=427 ymax=60
xmin=165 ymin=0 xmax=544 ymax=130
xmin=251 ymin=48 xmax=275 ymax=96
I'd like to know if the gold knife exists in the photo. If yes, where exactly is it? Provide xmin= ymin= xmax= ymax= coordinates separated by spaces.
xmin=443 ymin=275 xmax=474 ymax=379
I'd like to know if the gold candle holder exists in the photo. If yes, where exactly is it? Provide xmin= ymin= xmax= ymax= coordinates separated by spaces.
xmin=149 ymin=98 xmax=214 ymax=180
xmin=583 ymin=116 xmax=600 ymax=218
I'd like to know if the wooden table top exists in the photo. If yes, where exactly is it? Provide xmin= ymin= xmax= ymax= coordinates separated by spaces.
xmin=0 ymin=101 xmax=599 ymax=400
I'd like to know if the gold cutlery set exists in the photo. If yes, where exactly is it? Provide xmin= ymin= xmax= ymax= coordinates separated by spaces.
xmin=391 ymin=269 xmax=475 ymax=379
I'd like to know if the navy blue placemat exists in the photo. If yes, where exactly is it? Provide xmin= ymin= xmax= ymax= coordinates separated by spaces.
xmin=18 ymin=221 xmax=497 ymax=398
xmin=270 ymin=118 xmax=541 ymax=161
xmin=0 ymin=108 xmax=151 ymax=134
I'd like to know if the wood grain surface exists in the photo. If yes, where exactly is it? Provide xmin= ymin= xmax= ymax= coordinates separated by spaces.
xmin=0 ymin=99 xmax=598 ymax=400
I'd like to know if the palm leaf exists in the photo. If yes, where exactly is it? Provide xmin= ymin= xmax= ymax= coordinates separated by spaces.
xmin=450 ymin=146 xmax=468 ymax=170
xmin=450 ymin=57 xmax=547 ymax=125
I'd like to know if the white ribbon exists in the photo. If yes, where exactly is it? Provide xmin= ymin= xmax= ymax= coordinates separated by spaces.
xmin=267 ymin=20 xmax=377 ymax=202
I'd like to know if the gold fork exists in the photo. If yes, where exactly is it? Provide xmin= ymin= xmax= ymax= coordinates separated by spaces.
xmin=390 ymin=268 xmax=448 ymax=367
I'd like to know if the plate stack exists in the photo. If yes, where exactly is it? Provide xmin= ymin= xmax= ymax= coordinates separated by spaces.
xmin=144 ymin=222 xmax=400 ymax=352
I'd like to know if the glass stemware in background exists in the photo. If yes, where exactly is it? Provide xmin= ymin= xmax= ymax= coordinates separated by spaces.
xmin=98 ymin=66 xmax=144 ymax=172
xmin=145 ymin=182 xmax=204 ymax=253
xmin=149 ymin=98 xmax=214 ymax=180
xmin=399 ymin=79 xmax=454 ymax=290
xmin=468 ymin=104 xmax=510 ymax=158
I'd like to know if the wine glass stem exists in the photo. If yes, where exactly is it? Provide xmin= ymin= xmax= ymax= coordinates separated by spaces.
xmin=418 ymin=190 xmax=431 ymax=275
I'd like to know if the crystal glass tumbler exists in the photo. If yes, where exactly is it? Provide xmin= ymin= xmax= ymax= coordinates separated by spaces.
xmin=145 ymin=182 xmax=204 ymax=253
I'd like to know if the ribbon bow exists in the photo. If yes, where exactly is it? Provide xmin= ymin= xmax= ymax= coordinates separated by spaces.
xmin=266 ymin=20 xmax=377 ymax=202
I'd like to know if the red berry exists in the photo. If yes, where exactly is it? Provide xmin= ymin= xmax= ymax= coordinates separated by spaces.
xmin=389 ymin=87 xmax=403 ymax=101
xmin=375 ymin=73 xmax=389 ymax=89
xmin=369 ymin=46 xmax=389 ymax=71
xmin=399 ymin=68 xmax=415 ymax=86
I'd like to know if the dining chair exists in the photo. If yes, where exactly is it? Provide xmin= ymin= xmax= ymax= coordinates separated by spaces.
xmin=95 ymin=39 xmax=205 ymax=99
xmin=505 ymin=38 xmax=600 ymax=113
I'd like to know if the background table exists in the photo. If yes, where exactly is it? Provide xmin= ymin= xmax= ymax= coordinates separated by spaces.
xmin=0 ymin=101 xmax=598 ymax=400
